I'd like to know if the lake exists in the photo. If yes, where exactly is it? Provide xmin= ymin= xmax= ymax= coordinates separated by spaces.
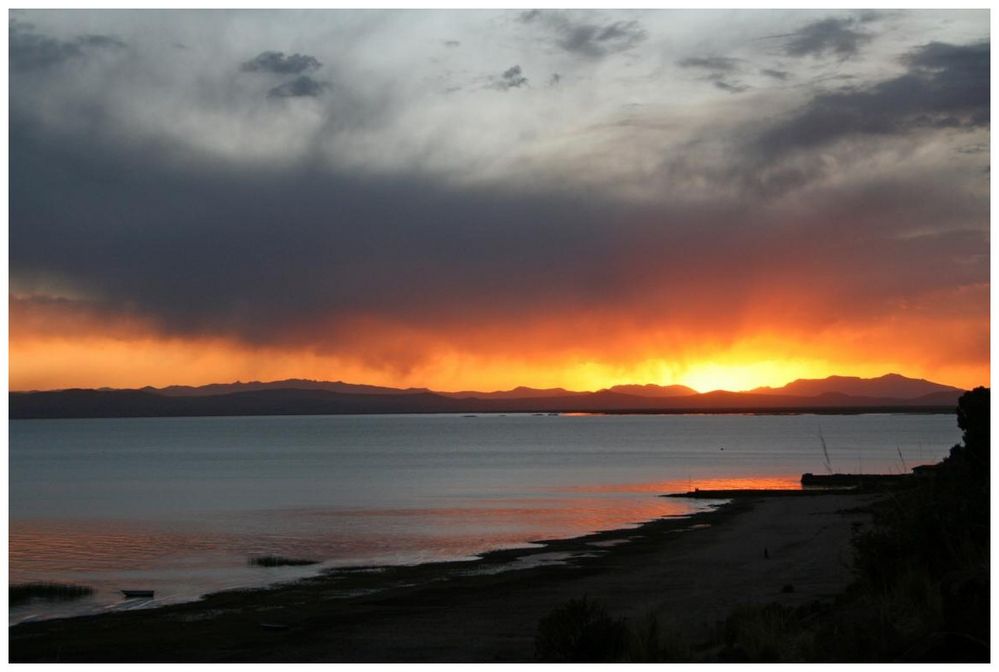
xmin=9 ymin=412 xmax=959 ymax=622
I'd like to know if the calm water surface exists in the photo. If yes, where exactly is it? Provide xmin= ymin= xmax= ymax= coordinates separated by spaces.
xmin=9 ymin=413 xmax=958 ymax=622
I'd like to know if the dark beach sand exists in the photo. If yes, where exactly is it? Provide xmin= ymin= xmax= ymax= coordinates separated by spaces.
xmin=9 ymin=492 xmax=876 ymax=662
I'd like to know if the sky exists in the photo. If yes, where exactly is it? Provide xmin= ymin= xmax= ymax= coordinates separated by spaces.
xmin=8 ymin=9 xmax=991 ymax=393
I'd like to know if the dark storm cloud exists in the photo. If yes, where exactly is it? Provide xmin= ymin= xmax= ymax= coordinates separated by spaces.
xmin=781 ymin=17 xmax=873 ymax=58
xmin=268 ymin=75 xmax=327 ymax=98
xmin=9 ymin=19 xmax=125 ymax=71
xmin=9 ymin=104 xmax=987 ymax=357
xmin=905 ymin=40 xmax=989 ymax=76
xmin=757 ymin=40 xmax=989 ymax=157
xmin=519 ymin=11 xmax=645 ymax=59
xmin=241 ymin=50 xmax=322 ymax=74
xmin=491 ymin=65 xmax=527 ymax=91
xmin=9 ymin=111 xmax=625 ymax=343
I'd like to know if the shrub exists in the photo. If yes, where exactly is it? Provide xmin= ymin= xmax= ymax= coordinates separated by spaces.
xmin=718 ymin=602 xmax=815 ymax=662
xmin=534 ymin=597 xmax=628 ymax=662
xmin=623 ymin=610 xmax=692 ymax=662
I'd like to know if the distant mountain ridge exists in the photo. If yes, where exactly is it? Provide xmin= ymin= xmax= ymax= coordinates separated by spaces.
xmin=601 ymin=384 xmax=698 ymax=398
xmin=438 ymin=386 xmax=586 ymax=399
xmin=750 ymin=373 xmax=962 ymax=399
xmin=145 ymin=378 xmax=432 ymax=397
xmin=10 ymin=373 xmax=970 ymax=419
xmin=138 ymin=373 xmax=958 ymax=401
xmin=438 ymin=384 xmax=698 ymax=399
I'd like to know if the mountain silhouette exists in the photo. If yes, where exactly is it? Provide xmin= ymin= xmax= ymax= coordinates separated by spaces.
xmin=10 ymin=373 xmax=966 ymax=419
xmin=437 ymin=386 xmax=586 ymax=399
xmin=601 ymin=384 xmax=698 ymax=397
xmin=145 ymin=378 xmax=432 ymax=397
xmin=750 ymin=373 xmax=962 ymax=399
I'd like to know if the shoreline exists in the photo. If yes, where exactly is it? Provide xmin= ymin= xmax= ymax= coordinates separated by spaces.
xmin=9 ymin=488 xmax=878 ymax=662
xmin=8 ymin=493 xmax=731 ymax=625
xmin=9 ymin=490 xmax=726 ymax=627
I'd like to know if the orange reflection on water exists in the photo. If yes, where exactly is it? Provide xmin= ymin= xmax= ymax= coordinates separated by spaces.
xmin=292 ymin=495 xmax=700 ymax=540
xmin=558 ymin=474 xmax=801 ymax=495
xmin=10 ymin=493 xmax=704 ymax=587
xmin=9 ymin=519 xmax=235 ymax=580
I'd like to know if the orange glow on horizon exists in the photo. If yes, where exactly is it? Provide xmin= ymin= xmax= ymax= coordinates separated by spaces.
xmin=8 ymin=290 xmax=989 ymax=393
xmin=8 ymin=332 xmax=987 ymax=394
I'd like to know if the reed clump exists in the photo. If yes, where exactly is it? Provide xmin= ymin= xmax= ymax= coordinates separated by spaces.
xmin=10 ymin=582 xmax=94 ymax=607
xmin=248 ymin=555 xmax=319 ymax=568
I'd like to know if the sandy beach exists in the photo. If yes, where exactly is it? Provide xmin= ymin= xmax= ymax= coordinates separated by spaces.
xmin=9 ymin=491 xmax=877 ymax=662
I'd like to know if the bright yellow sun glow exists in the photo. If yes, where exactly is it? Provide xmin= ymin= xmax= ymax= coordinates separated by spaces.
xmin=677 ymin=360 xmax=835 ymax=393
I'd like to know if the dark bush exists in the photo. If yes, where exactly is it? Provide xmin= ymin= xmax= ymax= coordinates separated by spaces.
xmin=846 ymin=387 xmax=989 ymax=661
xmin=718 ymin=602 xmax=817 ymax=662
xmin=534 ymin=596 xmax=628 ymax=662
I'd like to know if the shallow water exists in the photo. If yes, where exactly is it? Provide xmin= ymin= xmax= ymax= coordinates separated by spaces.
xmin=9 ymin=412 xmax=958 ymax=622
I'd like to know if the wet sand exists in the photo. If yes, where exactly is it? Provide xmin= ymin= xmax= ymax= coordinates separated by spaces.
xmin=9 ymin=491 xmax=877 ymax=662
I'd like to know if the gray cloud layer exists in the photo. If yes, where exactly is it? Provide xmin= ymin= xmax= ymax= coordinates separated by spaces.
xmin=11 ymin=92 xmax=986 ymax=349
xmin=10 ymin=19 xmax=125 ymax=71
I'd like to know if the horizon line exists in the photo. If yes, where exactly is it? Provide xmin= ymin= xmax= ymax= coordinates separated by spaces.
xmin=8 ymin=371 xmax=980 ymax=396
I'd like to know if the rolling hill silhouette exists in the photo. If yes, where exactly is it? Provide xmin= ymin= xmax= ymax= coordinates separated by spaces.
xmin=10 ymin=374 xmax=966 ymax=419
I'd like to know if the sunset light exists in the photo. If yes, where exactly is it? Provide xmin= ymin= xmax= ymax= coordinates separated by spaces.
xmin=9 ymin=6 xmax=988 ymax=396
xmin=9 ymin=9 xmax=989 ymax=664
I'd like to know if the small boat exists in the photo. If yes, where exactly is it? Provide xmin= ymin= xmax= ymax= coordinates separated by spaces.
xmin=121 ymin=590 xmax=155 ymax=599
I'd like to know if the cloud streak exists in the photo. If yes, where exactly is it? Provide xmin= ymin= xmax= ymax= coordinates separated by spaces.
xmin=677 ymin=55 xmax=748 ymax=93
xmin=268 ymin=75 xmax=327 ymax=98
xmin=756 ymin=41 xmax=989 ymax=158
xmin=491 ymin=65 xmax=528 ymax=90
xmin=780 ymin=16 xmax=873 ymax=58
xmin=241 ymin=50 xmax=322 ymax=74
xmin=520 ymin=10 xmax=646 ymax=59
